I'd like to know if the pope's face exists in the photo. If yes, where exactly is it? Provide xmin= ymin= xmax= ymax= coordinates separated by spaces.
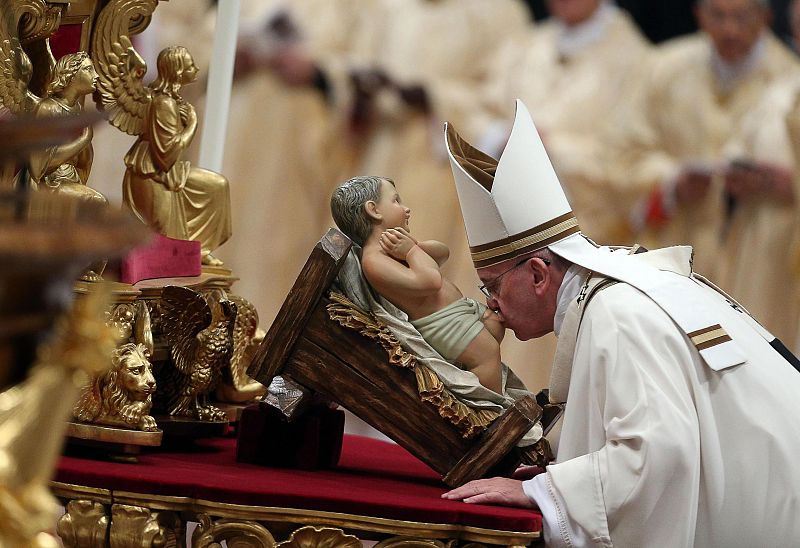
xmin=375 ymin=179 xmax=411 ymax=231
xmin=697 ymin=0 xmax=768 ymax=63
xmin=478 ymin=257 xmax=556 ymax=341
xmin=546 ymin=0 xmax=602 ymax=26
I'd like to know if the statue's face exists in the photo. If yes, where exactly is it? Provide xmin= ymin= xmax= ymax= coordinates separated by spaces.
xmin=72 ymin=58 xmax=98 ymax=95
xmin=119 ymin=352 xmax=156 ymax=402
xmin=374 ymin=179 xmax=411 ymax=231
xmin=181 ymin=54 xmax=199 ymax=85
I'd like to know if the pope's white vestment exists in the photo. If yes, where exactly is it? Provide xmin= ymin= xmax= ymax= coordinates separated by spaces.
xmin=527 ymin=259 xmax=800 ymax=546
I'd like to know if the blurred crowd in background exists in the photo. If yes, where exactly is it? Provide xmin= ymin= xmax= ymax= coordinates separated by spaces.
xmin=87 ymin=0 xmax=800 ymax=391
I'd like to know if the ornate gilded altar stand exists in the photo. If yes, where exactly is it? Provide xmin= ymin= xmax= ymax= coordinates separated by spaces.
xmin=52 ymin=434 xmax=543 ymax=546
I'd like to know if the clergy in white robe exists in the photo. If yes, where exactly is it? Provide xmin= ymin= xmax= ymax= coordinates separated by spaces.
xmin=718 ymin=75 xmax=800 ymax=350
xmin=199 ymin=0 xmax=372 ymax=327
xmin=471 ymin=0 xmax=650 ymax=246
xmin=608 ymin=0 xmax=798 ymax=278
xmin=539 ymin=258 xmax=800 ymax=546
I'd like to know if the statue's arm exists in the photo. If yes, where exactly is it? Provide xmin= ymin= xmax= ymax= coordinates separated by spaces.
xmin=28 ymin=117 xmax=93 ymax=181
xmin=148 ymin=94 xmax=190 ymax=172
xmin=362 ymin=249 xmax=442 ymax=298
xmin=417 ymin=239 xmax=450 ymax=266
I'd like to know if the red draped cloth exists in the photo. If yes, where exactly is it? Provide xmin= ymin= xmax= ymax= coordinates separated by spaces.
xmin=56 ymin=434 xmax=542 ymax=533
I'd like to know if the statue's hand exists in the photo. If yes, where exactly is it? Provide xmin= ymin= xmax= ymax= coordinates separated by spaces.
xmin=380 ymin=228 xmax=416 ymax=261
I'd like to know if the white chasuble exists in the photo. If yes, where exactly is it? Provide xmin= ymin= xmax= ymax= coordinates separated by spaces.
xmin=544 ymin=278 xmax=800 ymax=546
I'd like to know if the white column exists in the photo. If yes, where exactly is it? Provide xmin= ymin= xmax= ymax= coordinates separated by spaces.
xmin=198 ymin=0 xmax=241 ymax=173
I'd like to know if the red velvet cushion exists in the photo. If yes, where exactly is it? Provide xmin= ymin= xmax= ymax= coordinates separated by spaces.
xmin=56 ymin=435 xmax=541 ymax=533
xmin=121 ymin=233 xmax=201 ymax=284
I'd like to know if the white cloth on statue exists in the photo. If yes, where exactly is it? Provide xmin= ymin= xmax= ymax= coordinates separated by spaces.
xmin=522 ymin=250 xmax=800 ymax=546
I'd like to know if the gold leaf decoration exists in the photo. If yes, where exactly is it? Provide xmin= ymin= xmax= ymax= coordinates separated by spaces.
xmin=276 ymin=525 xmax=360 ymax=548
xmin=327 ymin=292 xmax=498 ymax=439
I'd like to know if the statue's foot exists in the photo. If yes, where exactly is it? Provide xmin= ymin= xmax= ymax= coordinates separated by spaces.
xmin=201 ymin=251 xmax=224 ymax=266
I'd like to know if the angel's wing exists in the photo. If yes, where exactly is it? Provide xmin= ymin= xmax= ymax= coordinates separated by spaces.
xmin=0 ymin=36 xmax=39 ymax=116
xmin=92 ymin=34 xmax=150 ymax=136
xmin=228 ymin=295 xmax=260 ymax=390
xmin=160 ymin=286 xmax=212 ymax=376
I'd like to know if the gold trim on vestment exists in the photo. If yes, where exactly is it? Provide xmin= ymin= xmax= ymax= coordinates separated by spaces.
xmin=50 ymin=482 xmax=540 ymax=543
xmin=470 ymin=213 xmax=580 ymax=268
xmin=688 ymin=325 xmax=732 ymax=350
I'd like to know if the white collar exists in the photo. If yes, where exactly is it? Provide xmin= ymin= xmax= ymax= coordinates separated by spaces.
xmin=555 ymin=2 xmax=616 ymax=58
xmin=554 ymin=264 xmax=589 ymax=336
xmin=710 ymin=32 xmax=767 ymax=93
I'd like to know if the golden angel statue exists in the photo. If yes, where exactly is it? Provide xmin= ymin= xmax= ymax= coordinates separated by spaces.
xmin=0 ymin=37 xmax=106 ymax=204
xmin=93 ymin=35 xmax=231 ymax=266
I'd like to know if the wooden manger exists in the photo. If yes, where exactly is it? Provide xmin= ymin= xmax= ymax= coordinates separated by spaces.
xmin=247 ymin=229 xmax=542 ymax=487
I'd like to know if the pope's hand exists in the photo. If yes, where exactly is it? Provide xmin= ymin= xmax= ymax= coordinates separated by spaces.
xmin=441 ymin=477 xmax=536 ymax=508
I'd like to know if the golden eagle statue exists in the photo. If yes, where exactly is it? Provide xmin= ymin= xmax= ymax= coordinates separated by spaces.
xmin=158 ymin=286 xmax=237 ymax=421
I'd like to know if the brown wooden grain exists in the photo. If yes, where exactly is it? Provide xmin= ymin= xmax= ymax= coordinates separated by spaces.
xmin=247 ymin=230 xmax=543 ymax=487
xmin=443 ymin=395 xmax=540 ymax=486
xmin=247 ymin=229 xmax=351 ymax=384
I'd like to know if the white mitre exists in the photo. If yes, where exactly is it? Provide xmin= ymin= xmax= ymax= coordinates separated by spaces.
xmin=445 ymin=100 xmax=753 ymax=372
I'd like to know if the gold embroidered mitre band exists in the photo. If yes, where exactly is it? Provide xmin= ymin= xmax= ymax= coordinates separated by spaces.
xmin=445 ymin=101 xmax=580 ymax=269
xmin=469 ymin=212 xmax=581 ymax=268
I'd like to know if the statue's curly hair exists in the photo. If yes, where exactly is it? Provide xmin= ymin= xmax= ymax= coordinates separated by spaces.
xmin=46 ymin=51 xmax=90 ymax=97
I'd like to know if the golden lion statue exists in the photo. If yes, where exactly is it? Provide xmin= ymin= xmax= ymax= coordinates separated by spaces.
xmin=74 ymin=343 xmax=158 ymax=431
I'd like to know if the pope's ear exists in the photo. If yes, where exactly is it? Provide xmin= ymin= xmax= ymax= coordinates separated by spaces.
xmin=364 ymin=200 xmax=381 ymax=221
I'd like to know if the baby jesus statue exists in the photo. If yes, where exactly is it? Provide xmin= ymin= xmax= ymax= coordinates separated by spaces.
xmin=331 ymin=176 xmax=504 ymax=393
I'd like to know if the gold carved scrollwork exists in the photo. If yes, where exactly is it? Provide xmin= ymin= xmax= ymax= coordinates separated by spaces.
xmin=327 ymin=292 xmax=416 ymax=369
xmin=12 ymin=0 xmax=62 ymax=44
xmin=56 ymin=499 xmax=110 ymax=548
xmin=374 ymin=538 xmax=457 ymax=548
xmin=0 ymin=0 xmax=62 ymax=112
xmin=215 ymin=293 xmax=267 ymax=402
xmin=192 ymin=514 xmax=276 ymax=548
xmin=108 ymin=504 xmax=180 ymax=548
xmin=276 ymin=525 xmax=360 ymax=548
xmin=327 ymin=292 xmax=498 ymax=439
xmin=107 ymin=302 xmax=137 ymax=340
